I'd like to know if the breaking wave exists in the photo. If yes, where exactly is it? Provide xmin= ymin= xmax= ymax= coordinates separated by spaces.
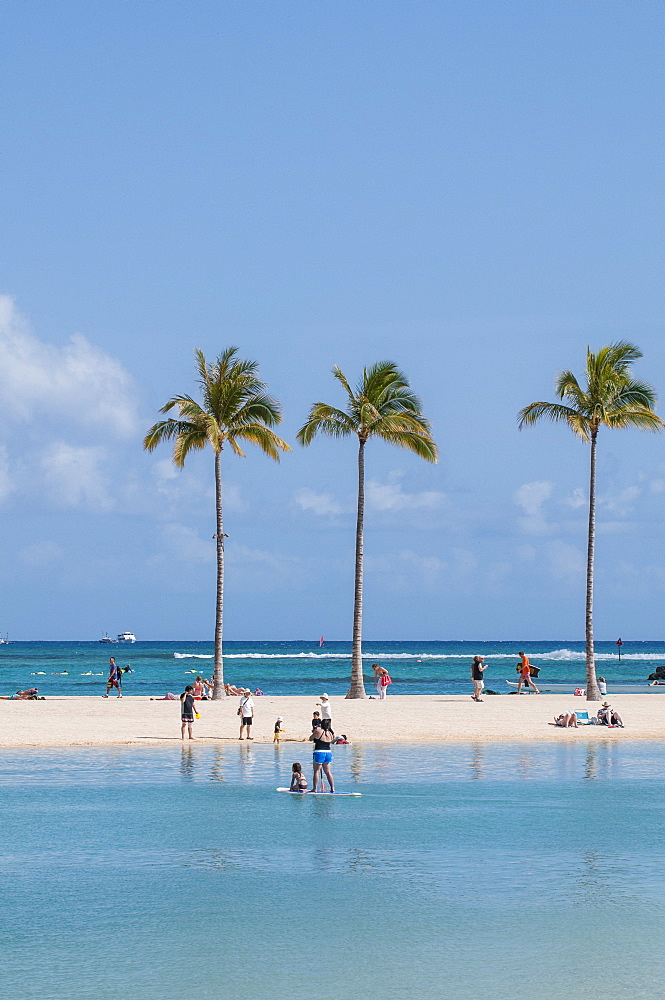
xmin=174 ymin=648 xmax=663 ymax=662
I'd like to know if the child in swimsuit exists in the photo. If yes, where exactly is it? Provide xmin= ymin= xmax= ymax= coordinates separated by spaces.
xmin=274 ymin=717 xmax=285 ymax=743
xmin=290 ymin=762 xmax=308 ymax=792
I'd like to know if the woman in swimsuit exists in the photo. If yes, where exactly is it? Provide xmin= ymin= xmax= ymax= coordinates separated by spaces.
xmin=309 ymin=724 xmax=335 ymax=793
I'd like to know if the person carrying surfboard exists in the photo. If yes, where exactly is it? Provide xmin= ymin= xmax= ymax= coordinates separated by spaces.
xmin=516 ymin=652 xmax=540 ymax=694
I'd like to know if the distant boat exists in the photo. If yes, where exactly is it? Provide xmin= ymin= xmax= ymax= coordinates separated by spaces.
xmin=99 ymin=633 xmax=116 ymax=644
xmin=0 ymin=633 xmax=13 ymax=645
xmin=116 ymin=631 xmax=136 ymax=643
xmin=319 ymin=635 xmax=325 ymax=647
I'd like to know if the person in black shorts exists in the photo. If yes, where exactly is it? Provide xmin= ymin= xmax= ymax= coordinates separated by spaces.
xmin=471 ymin=655 xmax=487 ymax=702
xmin=180 ymin=685 xmax=197 ymax=740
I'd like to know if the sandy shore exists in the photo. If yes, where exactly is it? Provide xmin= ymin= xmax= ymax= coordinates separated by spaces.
xmin=0 ymin=693 xmax=663 ymax=747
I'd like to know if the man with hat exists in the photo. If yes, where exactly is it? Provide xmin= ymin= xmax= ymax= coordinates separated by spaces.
xmin=316 ymin=693 xmax=332 ymax=732
xmin=238 ymin=689 xmax=255 ymax=740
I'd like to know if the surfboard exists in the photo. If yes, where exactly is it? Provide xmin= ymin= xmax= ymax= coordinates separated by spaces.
xmin=276 ymin=787 xmax=361 ymax=796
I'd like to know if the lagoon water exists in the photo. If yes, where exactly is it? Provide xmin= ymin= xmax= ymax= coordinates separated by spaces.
xmin=2 ymin=741 xmax=665 ymax=1000
xmin=2 ymin=638 xmax=664 ymax=697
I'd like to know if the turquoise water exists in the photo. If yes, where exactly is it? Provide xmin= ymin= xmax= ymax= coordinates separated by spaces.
xmin=2 ymin=742 xmax=665 ymax=1000
xmin=1 ymin=638 xmax=664 ymax=696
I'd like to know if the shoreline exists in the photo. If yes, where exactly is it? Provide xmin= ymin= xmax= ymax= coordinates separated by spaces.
xmin=0 ymin=694 xmax=663 ymax=747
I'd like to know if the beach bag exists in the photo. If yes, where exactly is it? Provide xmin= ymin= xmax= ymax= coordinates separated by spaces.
xmin=381 ymin=673 xmax=392 ymax=687
xmin=574 ymin=687 xmax=584 ymax=697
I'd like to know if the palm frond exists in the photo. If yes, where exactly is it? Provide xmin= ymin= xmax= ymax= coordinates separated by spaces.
xmin=375 ymin=428 xmax=438 ymax=462
xmin=233 ymin=425 xmax=291 ymax=461
xmin=518 ymin=401 xmax=583 ymax=430
xmin=297 ymin=404 xmax=356 ymax=446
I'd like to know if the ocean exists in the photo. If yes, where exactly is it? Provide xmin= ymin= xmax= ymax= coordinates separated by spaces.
xmin=1 ymin=639 xmax=663 ymax=697
xmin=2 ymin=741 xmax=664 ymax=1000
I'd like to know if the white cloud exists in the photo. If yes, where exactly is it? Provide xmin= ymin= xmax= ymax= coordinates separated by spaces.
xmin=562 ymin=487 xmax=586 ymax=509
xmin=599 ymin=486 xmax=641 ymax=516
xmin=545 ymin=540 xmax=585 ymax=581
xmin=0 ymin=296 xmax=138 ymax=437
xmin=41 ymin=442 xmax=114 ymax=510
xmin=19 ymin=541 xmax=64 ymax=566
xmin=0 ymin=445 xmax=14 ymax=502
xmin=650 ymin=479 xmax=665 ymax=494
xmin=161 ymin=524 xmax=215 ymax=563
xmin=366 ymin=478 xmax=445 ymax=512
xmin=294 ymin=488 xmax=343 ymax=516
xmin=514 ymin=480 xmax=554 ymax=534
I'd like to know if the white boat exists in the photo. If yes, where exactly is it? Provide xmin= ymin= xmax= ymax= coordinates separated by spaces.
xmin=117 ymin=632 xmax=136 ymax=643
xmin=99 ymin=633 xmax=116 ymax=644
xmin=0 ymin=633 xmax=13 ymax=645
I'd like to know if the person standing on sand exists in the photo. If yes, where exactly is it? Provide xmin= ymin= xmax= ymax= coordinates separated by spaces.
xmin=180 ymin=684 xmax=198 ymax=740
xmin=239 ymin=689 xmax=254 ymax=740
xmin=316 ymin=693 xmax=332 ymax=731
xmin=103 ymin=657 xmax=121 ymax=698
xmin=471 ymin=655 xmax=487 ymax=701
xmin=372 ymin=664 xmax=392 ymax=699
xmin=516 ymin=651 xmax=540 ymax=694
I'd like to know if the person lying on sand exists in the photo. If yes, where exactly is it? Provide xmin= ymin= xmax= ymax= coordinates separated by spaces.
xmin=553 ymin=712 xmax=578 ymax=728
xmin=0 ymin=688 xmax=42 ymax=700
xmin=224 ymin=683 xmax=244 ymax=696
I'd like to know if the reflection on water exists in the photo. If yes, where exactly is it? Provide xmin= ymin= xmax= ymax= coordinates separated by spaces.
xmin=470 ymin=742 xmax=484 ymax=780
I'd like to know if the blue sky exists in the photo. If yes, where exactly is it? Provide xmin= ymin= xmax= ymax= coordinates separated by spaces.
xmin=1 ymin=1 xmax=663 ymax=640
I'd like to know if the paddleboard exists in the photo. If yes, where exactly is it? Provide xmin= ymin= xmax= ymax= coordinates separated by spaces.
xmin=276 ymin=787 xmax=361 ymax=796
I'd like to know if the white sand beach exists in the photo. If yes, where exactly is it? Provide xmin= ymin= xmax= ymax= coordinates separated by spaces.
xmin=0 ymin=693 xmax=663 ymax=747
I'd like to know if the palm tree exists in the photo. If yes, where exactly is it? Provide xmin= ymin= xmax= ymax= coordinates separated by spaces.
xmin=298 ymin=362 xmax=437 ymax=698
xmin=518 ymin=342 xmax=662 ymax=701
xmin=144 ymin=347 xmax=290 ymax=699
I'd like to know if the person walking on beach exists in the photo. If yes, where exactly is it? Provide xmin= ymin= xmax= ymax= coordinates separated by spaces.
xmin=372 ymin=664 xmax=392 ymax=699
xmin=517 ymin=652 xmax=540 ymax=694
xmin=180 ymin=684 xmax=198 ymax=739
xmin=316 ymin=693 xmax=332 ymax=731
xmin=103 ymin=657 xmax=121 ymax=698
xmin=238 ymin=689 xmax=254 ymax=740
xmin=471 ymin=655 xmax=487 ymax=701
xmin=274 ymin=717 xmax=285 ymax=743
xmin=310 ymin=722 xmax=335 ymax=793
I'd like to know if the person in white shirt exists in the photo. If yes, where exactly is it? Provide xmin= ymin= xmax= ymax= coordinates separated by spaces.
xmin=239 ymin=689 xmax=255 ymax=740
xmin=316 ymin=693 xmax=332 ymax=732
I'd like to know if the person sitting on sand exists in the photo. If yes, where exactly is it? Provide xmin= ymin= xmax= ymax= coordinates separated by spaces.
xmin=598 ymin=702 xmax=624 ymax=727
xmin=192 ymin=676 xmax=208 ymax=700
xmin=333 ymin=734 xmax=349 ymax=744
xmin=290 ymin=762 xmax=309 ymax=792
xmin=554 ymin=712 xmax=578 ymax=728
xmin=597 ymin=676 xmax=607 ymax=695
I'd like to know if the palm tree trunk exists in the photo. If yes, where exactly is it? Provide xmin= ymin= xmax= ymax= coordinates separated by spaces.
xmin=348 ymin=437 xmax=367 ymax=698
xmin=212 ymin=449 xmax=225 ymax=699
xmin=585 ymin=430 xmax=600 ymax=701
